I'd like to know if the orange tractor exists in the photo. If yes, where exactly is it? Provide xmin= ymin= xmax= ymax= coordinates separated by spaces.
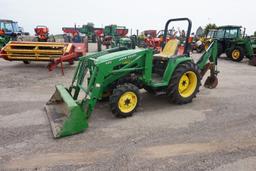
xmin=138 ymin=30 xmax=173 ymax=53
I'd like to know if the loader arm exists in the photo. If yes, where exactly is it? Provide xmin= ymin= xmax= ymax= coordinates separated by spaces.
xmin=69 ymin=46 xmax=128 ymax=99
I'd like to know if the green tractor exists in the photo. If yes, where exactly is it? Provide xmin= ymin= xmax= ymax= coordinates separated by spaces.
xmin=0 ymin=19 xmax=22 ymax=48
xmin=214 ymin=25 xmax=256 ymax=64
xmin=97 ymin=25 xmax=130 ymax=51
xmin=79 ymin=23 xmax=97 ymax=43
xmin=45 ymin=18 xmax=219 ymax=138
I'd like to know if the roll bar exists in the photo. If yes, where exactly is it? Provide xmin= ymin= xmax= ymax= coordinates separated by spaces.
xmin=162 ymin=18 xmax=192 ymax=56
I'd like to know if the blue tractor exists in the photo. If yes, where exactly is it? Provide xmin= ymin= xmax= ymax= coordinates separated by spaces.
xmin=0 ymin=19 xmax=22 ymax=48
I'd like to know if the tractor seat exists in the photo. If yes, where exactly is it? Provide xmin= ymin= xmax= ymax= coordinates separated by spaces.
xmin=154 ymin=39 xmax=180 ymax=59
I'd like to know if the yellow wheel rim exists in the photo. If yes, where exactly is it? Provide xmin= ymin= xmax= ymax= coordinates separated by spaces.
xmin=118 ymin=92 xmax=138 ymax=113
xmin=178 ymin=71 xmax=197 ymax=98
xmin=232 ymin=50 xmax=240 ymax=59
xmin=204 ymin=43 xmax=209 ymax=50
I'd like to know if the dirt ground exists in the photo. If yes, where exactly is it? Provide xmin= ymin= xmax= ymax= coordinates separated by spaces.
xmin=0 ymin=44 xmax=256 ymax=171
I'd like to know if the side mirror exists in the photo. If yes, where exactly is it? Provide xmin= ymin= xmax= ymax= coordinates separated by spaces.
xmin=0 ymin=29 xmax=5 ymax=35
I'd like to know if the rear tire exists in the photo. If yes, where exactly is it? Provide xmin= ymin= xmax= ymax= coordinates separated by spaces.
xmin=110 ymin=84 xmax=140 ymax=118
xmin=228 ymin=47 xmax=245 ymax=62
xmin=167 ymin=62 xmax=201 ymax=104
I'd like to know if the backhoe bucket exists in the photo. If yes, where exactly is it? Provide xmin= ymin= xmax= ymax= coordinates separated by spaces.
xmin=249 ymin=56 xmax=256 ymax=66
xmin=204 ymin=75 xmax=218 ymax=89
xmin=45 ymin=85 xmax=88 ymax=138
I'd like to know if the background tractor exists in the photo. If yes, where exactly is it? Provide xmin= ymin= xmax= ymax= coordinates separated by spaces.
xmin=62 ymin=24 xmax=103 ymax=43
xmin=33 ymin=25 xmax=55 ymax=42
xmin=214 ymin=25 xmax=256 ymax=64
xmin=137 ymin=29 xmax=160 ymax=53
xmin=62 ymin=27 xmax=83 ymax=43
xmin=192 ymin=29 xmax=217 ymax=53
xmin=143 ymin=30 xmax=157 ymax=37
xmin=97 ymin=25 xmax=129 ymax=51
xmin=79 ymin=23 xmax=98 ymax=43
xmin=0 ymin=19 xmax=22 ymax=48
xmin=138 ymin=29 xmax=178 ymax=53
xmin=45 ymin=18 xmax=219 ymax=138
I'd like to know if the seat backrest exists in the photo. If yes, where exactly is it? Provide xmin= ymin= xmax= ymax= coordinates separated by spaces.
xmin=160 ymin=39 xmax=180 ymax=57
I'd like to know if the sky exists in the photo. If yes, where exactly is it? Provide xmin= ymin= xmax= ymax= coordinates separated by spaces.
xmin=1 ymin=0 xmax=255 ymax=35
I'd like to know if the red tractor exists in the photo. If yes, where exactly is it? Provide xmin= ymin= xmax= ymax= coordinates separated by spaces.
xmin=33 ymin=25 xmax=55 ymax=42
xmin=138 ymin=30 xmax=172 ymax=53
xmin=137 ymin=29 xmax=186 ymax=54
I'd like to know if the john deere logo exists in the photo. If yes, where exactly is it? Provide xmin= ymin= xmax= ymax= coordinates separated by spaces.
xmin=119 ymin=54 xmax=139 ymax=61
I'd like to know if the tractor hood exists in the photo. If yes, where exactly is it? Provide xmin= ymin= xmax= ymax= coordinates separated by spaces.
xmin=94 ymin=49 xmax=148 ymax=65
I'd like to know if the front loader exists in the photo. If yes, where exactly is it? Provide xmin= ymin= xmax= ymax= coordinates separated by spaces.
xmin=45 ymin=18 xmax=219 ymax=138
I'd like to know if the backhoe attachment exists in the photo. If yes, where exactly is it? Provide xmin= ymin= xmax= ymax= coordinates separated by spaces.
xmin=196 ymin=40 xmax=219 ymax=89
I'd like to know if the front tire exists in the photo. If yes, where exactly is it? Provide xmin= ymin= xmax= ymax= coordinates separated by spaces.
xmin=110 ymin=84 xmax=140 ymax=118
xmin=167 ymin=62 xmax=201 ymax=104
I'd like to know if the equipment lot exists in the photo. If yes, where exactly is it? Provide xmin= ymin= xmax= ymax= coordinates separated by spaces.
xmin=0 ymin=44 xmax=256 ymax=171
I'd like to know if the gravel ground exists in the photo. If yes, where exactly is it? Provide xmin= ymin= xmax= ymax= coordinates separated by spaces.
xmin=0 ymin=44 xmax=256 ymax=171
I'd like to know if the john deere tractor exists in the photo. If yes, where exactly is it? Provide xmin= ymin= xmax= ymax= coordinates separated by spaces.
xmin=45 ymin=18 xmax=219 ymax=138
xmin=214 ymin=25 xmax=256 ymax=64
xmin=97 ymin=25 xmax=129 ymax=51
xmin=79 ymin=23 xmax=97 ymax=43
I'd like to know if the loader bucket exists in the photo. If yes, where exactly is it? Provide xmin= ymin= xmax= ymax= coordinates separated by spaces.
xmin=45 ymin=85 xmax=88 ymax=138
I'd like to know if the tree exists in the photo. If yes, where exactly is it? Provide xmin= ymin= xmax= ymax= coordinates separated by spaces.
xmin=254 ymin=31 xmax=256 ymax=37
xmin=204 ymin=24 xmax=217 ymax=36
